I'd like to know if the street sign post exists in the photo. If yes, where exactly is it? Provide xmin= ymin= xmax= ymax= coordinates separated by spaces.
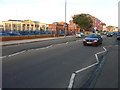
xmin=94 ymin=27 xmax=97 ymax=33
xmin=94 ymin=27 xmax=97 ymax=30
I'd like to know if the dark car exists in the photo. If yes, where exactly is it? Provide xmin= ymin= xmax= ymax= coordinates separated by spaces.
xmin=7 ymin=32 xmax=21 ymax=36
xmin=106 ymin=32 xmax=113 ymax=37
xmin=0 ymin=33 xmax=10 ymax=36
xmin=117 ymin=32 xmax=120 ymax=40
xmin=83 ymin=33 xmax=103 ymax=46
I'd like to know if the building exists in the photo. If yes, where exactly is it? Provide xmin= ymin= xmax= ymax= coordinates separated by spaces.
xmin=106 ymin=26 xmax=118 ymax=32
xmin=101 ymin=23 xmax=106 ymax=31
xmin=2 ymin=20 xmax=47 ymax=32
xmin=86 ymin=14 xmax=106 ymax=32
xmin=48 ymin=22 xmax=64 ymax=31
xmin=70 ymin=14 xmax=106 ymax=33
xmin=0 ymin=24 xmax=3 ymax=31
xmin=69 ymin=20 xmax=81 ymax=34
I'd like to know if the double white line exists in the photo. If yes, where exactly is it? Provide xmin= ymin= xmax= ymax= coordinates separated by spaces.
xmin=68 ymin=47 xmax=107 ymax=89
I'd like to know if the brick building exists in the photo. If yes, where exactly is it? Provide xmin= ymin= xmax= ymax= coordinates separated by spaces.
xmin=69 ymin=20 xmax=81 ymax=34
xmin=70 ymin=14 xmax=106 ymax=34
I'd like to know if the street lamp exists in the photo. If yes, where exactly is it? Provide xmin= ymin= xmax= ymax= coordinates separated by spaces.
xmin=65 ymin=0 xmax=67 ymax=36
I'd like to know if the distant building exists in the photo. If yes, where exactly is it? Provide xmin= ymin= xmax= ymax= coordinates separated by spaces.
xmin=0 ymin=24 xmax=3 ymax=31
xmin=106 ymin=26 xmax=118 ymax=32
xmin=69 ymin=14 xmax=106 ymax=33
xmin=2 ymin=20 xmax=47 ymax=31
xmin=86 ymin=14 xmax=106 ymax=31
xmin=69 ymin=20 xmax=81 ymax=34
xmin=48 ymin=22 xmax=64 ymax=31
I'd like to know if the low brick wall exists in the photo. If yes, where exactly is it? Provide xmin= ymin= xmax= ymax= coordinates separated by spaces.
xmin=1 ymin=35 xmax=55 ymax=41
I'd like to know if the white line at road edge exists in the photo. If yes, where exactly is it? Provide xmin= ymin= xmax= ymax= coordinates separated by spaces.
xmin=0 ymin=45 xmax=53 ymax=58
xmin=67 ymin=47 xmax=107 ymax=90
xmin=1 ymin=39 xmax=83 ymax=58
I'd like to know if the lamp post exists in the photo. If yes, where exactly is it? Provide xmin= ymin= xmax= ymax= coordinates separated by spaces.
xmin=65 ymin=0 xmax=67 ymax=36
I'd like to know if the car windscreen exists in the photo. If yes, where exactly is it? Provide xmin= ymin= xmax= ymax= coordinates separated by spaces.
xmin=87 ymin=34 xmax=99 ymax=38
xmin=107 ymin=33 xmax=113 ymax=34
xmin=118 ymin=32 xmax=120 ymax=35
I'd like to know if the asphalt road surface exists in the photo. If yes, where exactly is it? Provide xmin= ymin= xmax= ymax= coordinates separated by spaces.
xmin=2 ymin=36 xmax=117 ymax=88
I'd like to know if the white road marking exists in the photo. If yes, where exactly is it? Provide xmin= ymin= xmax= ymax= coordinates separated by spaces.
xmin=95 ymin=54 xmax=99 ymax=63
xmin=3 ymin=45 xmax=53 ymax=58
xmin=8 ymin=50 xmax=26 ymax=57
xmin=67 ymin=47 xmax=107 ymax=89
xmin=75 ymin=63 xmax=98 ymax=74
xmin=40 ymin=45 xmax=53 ymax=49
xmin=68 ymin=73 xmax=76 ymax=89
xmin=66 ymin=42 xmax=69 ymax=44
xmin=0 ymin=56 xmax=7 ymax=59
xmin=115 ymin=45 xmax=118 ymax=47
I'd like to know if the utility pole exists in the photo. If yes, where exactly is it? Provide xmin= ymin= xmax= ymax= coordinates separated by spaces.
xmin=65 ymin=0 xmax=67 ymax=36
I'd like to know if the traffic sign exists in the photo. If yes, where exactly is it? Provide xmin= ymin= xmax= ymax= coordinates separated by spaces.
xmin=94 ymin=27 xmax=97 ymax=30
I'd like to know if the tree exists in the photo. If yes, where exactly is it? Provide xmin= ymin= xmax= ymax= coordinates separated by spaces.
xmin=73 ymin=14 xmax=93 ymax=30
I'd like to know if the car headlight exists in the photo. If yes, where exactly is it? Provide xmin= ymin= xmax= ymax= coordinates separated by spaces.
xmin=83 ymin=39 xmax=86 ymax=41
xmin=94 ymin=40 xmax=98 ymax=42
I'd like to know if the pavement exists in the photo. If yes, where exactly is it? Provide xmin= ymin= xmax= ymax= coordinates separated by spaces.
xmin=0 ymin=35 xmax=74 ymax=46
xmin=89 ymin=38 xmax=119 ymax=88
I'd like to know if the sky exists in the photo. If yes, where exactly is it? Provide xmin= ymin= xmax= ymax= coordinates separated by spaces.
xmin=0 ymin=0 xmax=119 ymax=27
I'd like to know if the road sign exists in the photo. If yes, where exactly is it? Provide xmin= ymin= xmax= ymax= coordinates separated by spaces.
xmin=94 ymin=27 xmax=97 ymax=30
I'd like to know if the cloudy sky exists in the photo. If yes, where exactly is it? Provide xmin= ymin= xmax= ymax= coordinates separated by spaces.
xmin=0 ymin=0 xmax=119 ymax=26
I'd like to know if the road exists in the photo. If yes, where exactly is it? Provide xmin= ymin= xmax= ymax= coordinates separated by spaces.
xmin=2 ymin=36 xmax=117 ymax=88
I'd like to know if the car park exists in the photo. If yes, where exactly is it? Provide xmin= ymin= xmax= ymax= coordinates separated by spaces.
xmin=106 ymin=32 xmax=113 ymax=37
xmin=83 ymin=33 xmax=103 ymax=46
xmin=76 ymin=33 xmax=81 ymax=38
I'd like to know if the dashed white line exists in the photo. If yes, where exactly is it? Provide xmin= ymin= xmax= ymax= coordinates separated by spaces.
xmin=8 ymin=50 xmax=26 ymax=57
xmin=1 ymin=45 xmax=53 ymax=58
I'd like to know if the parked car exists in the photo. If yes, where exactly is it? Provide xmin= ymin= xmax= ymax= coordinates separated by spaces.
xmin=117 ymin=32 xmax=120 ymax=40
xmin=0 ymin=33 xmax=10 ymax=36
xmin=80 ymin=32 xmax=85 ymax=36
xmin=83 ymin=33 xmax=103 ymax=46
xmin=76 ymin=33 xmax=81 ymax=38
xmin=106 ymin=32 xmax=113 ymax=37
xmin=7 ymin=32 xmax=21 ymax=36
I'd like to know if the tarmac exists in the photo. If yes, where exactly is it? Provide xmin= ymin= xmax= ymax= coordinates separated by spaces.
xmin=89 ymin=41 xmax=119 ymax=88
xmin=0 ymin=35 xmax=119 ymax=88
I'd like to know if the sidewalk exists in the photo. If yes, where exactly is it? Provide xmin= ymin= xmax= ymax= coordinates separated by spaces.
xmin=0 ymin=35 xmax=74 ymax=46
xmin=90 ymin=44 xmax=118 ymax=88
